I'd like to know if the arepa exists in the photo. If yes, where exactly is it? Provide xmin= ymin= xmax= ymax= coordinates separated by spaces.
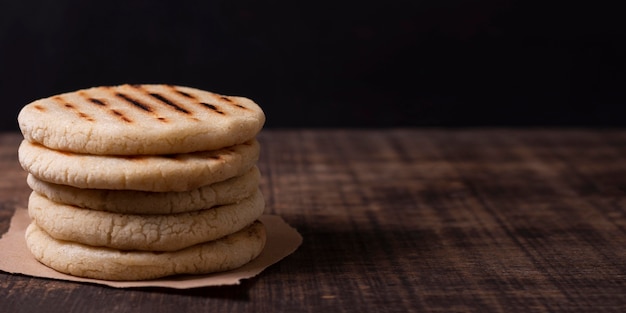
xmin=18 ymin=139 xmax=260 ymax=192
xmin=25 ymin=220 xmax=266 ymax=281
xmin=26 ymin=166 xmax=261 ymax=214
xmin=28 ymin=190 xmax=265 ymax=251
xmin=17 ymin=84 xmax=271 ymax=281
xmin=18 ymin=84 xmax=265 ymax=155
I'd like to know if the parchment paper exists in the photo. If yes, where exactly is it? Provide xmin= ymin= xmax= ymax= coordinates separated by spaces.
xmin=0 ymin=208 xmax=302 ymax=289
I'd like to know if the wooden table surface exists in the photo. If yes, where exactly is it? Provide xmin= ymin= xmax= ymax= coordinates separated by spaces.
xmin=1 ymin=129 xmax=626 ymax=312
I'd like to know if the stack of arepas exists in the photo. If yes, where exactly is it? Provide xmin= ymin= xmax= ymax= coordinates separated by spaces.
xmin=17 ymin=84 xmax=267 ymax=281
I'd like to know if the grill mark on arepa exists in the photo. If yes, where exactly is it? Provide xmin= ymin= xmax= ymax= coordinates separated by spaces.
xmin=220 ymin=96 xmax=247 ymax=109
xmin=148 ymin=92 xmax=192 ymax=115
xmin=115 ymin=92 xmax=153 ymax=112
xmin=77 ymin=91 xmax=108 ymax=107
xmin=169 ymin=86 xmax=235 ymax=115
xmin=52 ymin=96 xmax=95 ymax=122
xmin=76 ymin=92 xmax=133 ymax=123
xmin=169 ymin=86 xmax=198 ymax=100
xmin=88 ymin=98 xmax=107 ymax=106
xmin=199 ymin=102 xmax=225 ymax=115
xmin=33 ymin=104 xmax=46 ymax=112
xmin=175 ymin=90 xmax=195 ymax=99
xmin=110 ymin=109 xmax=133 ymax=123
xmin=78 ymin=112 xmax=95 ymax=122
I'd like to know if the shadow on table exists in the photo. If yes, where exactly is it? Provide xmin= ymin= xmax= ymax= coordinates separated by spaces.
xmin=274 ymin=217 xmax=436 ymax=276
xmin=129 ymin=276 xmax=260 ymax=300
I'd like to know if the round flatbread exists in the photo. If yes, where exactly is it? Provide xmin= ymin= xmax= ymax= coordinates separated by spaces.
xmin=18 ymin=84 xmax=265 ymax=155
xmin=25 ymin=220 xmax=266 ymax=281
xmin=18 ymin=139 xmax=260 ymax=192
xmin=28 ymin=190 xmax=265 ymax=251
xmin=26 ymin=166 xmax=261 ymax=215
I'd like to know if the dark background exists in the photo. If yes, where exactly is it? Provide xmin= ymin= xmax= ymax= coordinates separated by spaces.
xmin=1 ymin=0 xmax=625 ymax=130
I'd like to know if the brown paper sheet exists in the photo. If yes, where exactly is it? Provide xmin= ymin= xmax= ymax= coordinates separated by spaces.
xmin=0 ymin=208 xmax=302 ymax=289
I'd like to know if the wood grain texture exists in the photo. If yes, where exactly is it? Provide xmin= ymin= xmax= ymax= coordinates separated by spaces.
xmin=1 ymin=129 xmax=626 ymax=313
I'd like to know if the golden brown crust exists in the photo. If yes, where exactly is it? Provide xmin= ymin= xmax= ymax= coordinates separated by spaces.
xmin=18 ymin=84 xmax=265 ymax=155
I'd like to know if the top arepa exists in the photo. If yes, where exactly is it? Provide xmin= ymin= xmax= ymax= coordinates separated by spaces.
xmin=17 ymin=84 xmax=265 ymax=155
